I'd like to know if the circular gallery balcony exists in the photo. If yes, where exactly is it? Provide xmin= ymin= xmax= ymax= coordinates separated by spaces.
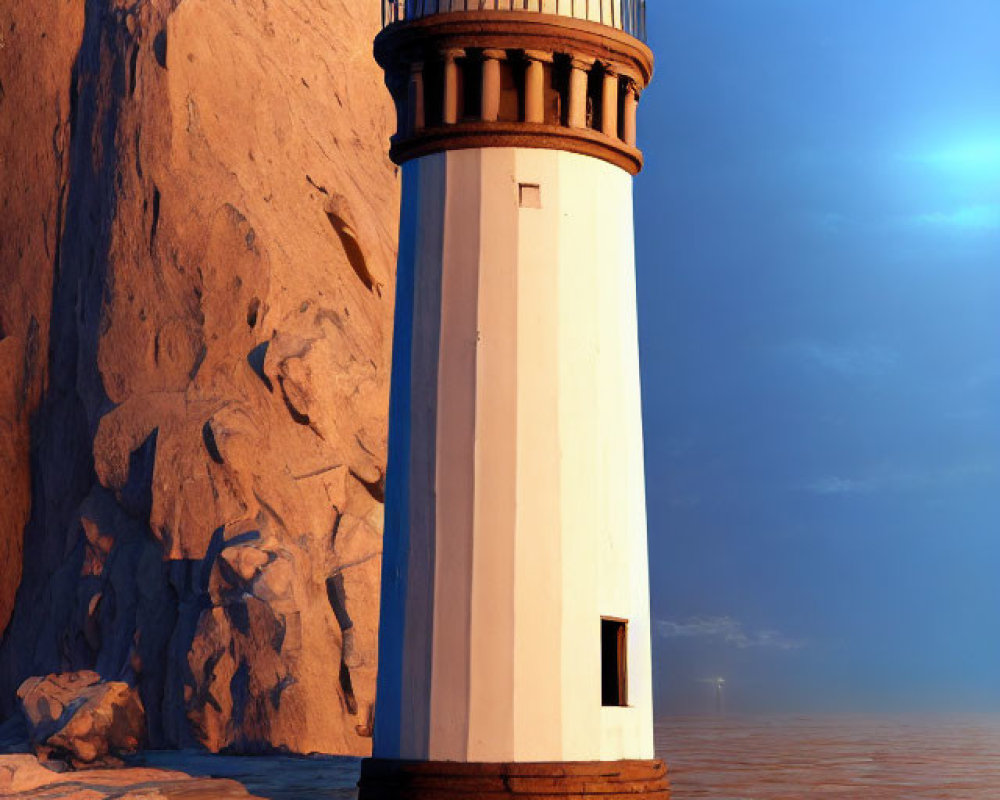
xmin=375 ymin=0 xmax=653 ymax=174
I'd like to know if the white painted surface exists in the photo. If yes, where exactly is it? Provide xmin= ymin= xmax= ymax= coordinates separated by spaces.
xmin=376 ymin=147 xmax=653 ymax=763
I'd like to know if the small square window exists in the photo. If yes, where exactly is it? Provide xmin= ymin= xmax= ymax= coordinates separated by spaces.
xmin=519 ymin=183 xmax=542 ymax=209
xmin=601 ymin=617 xmax=628 ymax=707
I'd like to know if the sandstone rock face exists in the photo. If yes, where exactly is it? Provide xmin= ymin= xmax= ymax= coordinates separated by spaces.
xmin=0 ymin=0 xmax=397 ymax=756
xmin=17 ymin=671 xmax=144 ymax=768
xmin=0 ymin=753 xmax=265 ymax=798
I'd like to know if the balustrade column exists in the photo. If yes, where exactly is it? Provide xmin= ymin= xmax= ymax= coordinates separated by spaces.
xmin=622 ymin=79 xmax=639 ymax=147
xmin=567 ymin=56 xmax=593 ymax=129
xmin=601 ymin=64 xmax=619 ymax=139
xmin=481 ymin=49 xmax=506 ymax=123
xmin=442 ymin=48 xmax=464 ymax=124
xmin=523 ymin=50 xmax=550 ymax=124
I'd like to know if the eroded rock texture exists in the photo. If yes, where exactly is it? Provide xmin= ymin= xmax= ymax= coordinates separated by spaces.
xmin=0 ymin=753 xmax=266 ymax=798
xmin=18 ymin=671 xmax=145 ymax=767
xmin=0 ymin=0 xmax=397 ymax=756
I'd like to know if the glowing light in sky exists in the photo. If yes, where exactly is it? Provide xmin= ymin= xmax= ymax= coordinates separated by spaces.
xmin=895 ymin=136 xmax=1000 ymax=232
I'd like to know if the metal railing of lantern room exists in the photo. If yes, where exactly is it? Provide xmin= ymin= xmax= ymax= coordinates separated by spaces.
xmin=382 ymin=0 xmax=647 ymax=42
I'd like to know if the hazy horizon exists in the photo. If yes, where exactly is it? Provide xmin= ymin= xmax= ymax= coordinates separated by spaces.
xmin=636 ymin=0 xmax=1000 ymax=715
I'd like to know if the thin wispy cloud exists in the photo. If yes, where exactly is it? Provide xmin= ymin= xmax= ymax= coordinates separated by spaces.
xmin=904 ymin=204 xmax=1000 ymax=231
xmin=804 ymin=476 xmax=873 ymax=496
xmin=963 ymin=360 xmax=1000 ymax=393
xmin=777 ymin=341 xmax=899 ymax=378
xmin=798 ymin=210 xmax=849 ymax=235
xmin=656 ymin=616 xmax=805 ymax=651
xmin=897 ymin=140 xmax=1000 ymax=173
xmin=802 ymin=461 xmax=999 ymax=497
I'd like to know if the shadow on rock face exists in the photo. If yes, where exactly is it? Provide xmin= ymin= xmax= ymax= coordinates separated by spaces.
xmin=0 ymin=0 xmax=131 ymax=721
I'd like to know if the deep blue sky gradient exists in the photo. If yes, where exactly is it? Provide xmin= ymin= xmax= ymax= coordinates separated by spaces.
xmin=636 ymin=0 xmax=1000 ymax=713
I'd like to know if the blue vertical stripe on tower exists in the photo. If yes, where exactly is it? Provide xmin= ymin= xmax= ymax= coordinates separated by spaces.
xmin=373 ymin=154 xmax=448 ymax=759
xmin=400 ymin=154 xmax=446 ymax=758
xmin=373 ymin=159 xmax=422 ymax=759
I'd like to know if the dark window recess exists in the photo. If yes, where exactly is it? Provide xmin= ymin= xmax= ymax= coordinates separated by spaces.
xmin=498 ymin=56 xmax=520 ymax=122
xmin=543 ymin=61 xmax=561 ymax=125
xmin=601 ymin=618 xmax=628 ymax=707
xmin=553 ymin=56 xmax=571 ymax=127
xmin=461 ymin=55 xmax=482 ymax=121
xmin=423 ymin=59 xmax=444 ymax=127
xmin=587 ymin=66 xmax=603 ymax=130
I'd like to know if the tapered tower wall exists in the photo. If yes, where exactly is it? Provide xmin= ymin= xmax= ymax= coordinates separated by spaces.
xmin=375 ymin=146 xmax=653 ymax=764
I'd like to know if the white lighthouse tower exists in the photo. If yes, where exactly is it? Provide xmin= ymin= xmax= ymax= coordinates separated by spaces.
xmin=364 ymin=2 xmax=665 ymax=797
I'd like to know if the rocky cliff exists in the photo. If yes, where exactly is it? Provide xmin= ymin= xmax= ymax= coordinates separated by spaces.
xmin=0 ymin=0 xmax=397 ymax=756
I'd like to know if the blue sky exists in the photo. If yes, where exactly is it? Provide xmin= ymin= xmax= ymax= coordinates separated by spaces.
xmin=635 ymin=0 xmax=1000 ymax=713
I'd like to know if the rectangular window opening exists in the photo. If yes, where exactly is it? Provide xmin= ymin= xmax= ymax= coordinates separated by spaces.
xmin=518 ymin=183 xmax=542 ymax=209
xmin=601 ymin=617 xmax=628 ymax=707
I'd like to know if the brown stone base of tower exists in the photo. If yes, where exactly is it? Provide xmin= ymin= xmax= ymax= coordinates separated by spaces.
xmin=358 ymin=758 xmax=670 ymax=799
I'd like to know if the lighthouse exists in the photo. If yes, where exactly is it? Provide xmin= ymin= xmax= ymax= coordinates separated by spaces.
xmin=363 ymin=1 xmax=665 ymax=797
